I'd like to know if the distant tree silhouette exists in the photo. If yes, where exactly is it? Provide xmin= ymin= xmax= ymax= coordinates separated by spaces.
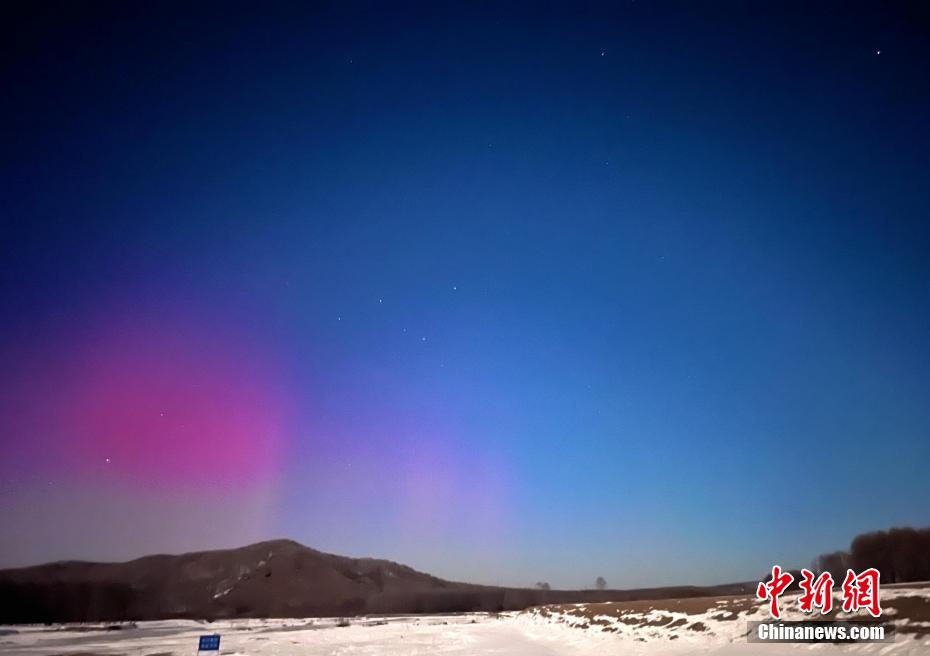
xmin=595 ymin=576 xmax=606 ymax=590
xmin=812 ymin=526 xmax=930 ymax=586
xmin=814 ymin=550 xmax=852 ymax=581
xmin=535 ymin=582 xmax=551 ymax=590
xmin=849 ymin=526 xmax=930 ymax=583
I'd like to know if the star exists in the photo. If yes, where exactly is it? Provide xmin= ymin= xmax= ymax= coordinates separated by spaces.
xmin=421 ymin=336 xmax=427 ymax=342
xmin=875 ymin=50 xmax=881 ymax=55
xmin=600 ymin=50 xmax=606 ymax=57
xmin=453 ymin=285 xmax=457 ymax=291
xmin=105 ymin=458 xmax=110 ymax=464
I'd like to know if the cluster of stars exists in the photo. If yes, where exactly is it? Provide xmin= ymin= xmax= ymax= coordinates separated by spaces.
xmin=334 ymin=286 xmax=459 ymax=346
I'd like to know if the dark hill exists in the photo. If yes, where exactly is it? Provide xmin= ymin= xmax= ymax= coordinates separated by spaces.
xmin=0 ymin=539 xmax=754 ymax=622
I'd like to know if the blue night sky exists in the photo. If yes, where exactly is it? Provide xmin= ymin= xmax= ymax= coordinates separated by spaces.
xmin=1 ymin=2 xmax=929 ymax=588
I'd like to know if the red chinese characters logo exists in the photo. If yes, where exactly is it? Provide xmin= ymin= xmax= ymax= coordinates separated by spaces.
xmin=798 ymin=569 xmax=834 ymax=614
xmin=842 ymin=568 xmax=882 ymax=617
xmin=758 ymin=566 xmax=882 ymax=618
xmin=757 ymin=565 xmax=794 ymax=619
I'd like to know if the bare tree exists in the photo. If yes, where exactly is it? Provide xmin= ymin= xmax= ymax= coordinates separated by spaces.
xmin=595 ymin=576 xmax=606 ymax=590
xmin=815 ymin=550 xmax=851 ymax=580
xmin=850 ymin=526 xmax=930 ymax=583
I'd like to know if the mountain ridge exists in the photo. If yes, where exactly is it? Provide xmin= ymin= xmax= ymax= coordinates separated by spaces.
xmin=0 ymin=539 xmax=755 ymax=623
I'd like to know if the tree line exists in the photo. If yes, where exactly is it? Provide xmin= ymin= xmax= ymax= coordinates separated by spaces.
xmin=815 ymin=526 xmax=930 ymax=583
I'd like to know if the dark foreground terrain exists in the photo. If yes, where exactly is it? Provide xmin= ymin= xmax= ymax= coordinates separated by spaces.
xmin=0 ymin=539 xmax=754 ymax=623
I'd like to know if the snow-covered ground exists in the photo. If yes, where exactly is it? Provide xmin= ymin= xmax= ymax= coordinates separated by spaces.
xmin=2 ymin=586 xmax=928 ymax=656
xmin=518 ymin=583 xmax=930 ymax=656
xmin=0 ymin=615 xmax=560 ymax=656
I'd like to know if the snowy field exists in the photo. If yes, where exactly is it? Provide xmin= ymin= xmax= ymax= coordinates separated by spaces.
xmin=2 ymin=605 xmax=929 ymax=656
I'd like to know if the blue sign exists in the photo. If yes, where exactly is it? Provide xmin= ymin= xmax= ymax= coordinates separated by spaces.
xmin=198 ymin=635 xmax=221 ymax=651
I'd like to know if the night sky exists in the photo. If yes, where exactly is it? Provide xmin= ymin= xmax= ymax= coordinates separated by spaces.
xmin=2 ymin=1 xmax=929 ymax=589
